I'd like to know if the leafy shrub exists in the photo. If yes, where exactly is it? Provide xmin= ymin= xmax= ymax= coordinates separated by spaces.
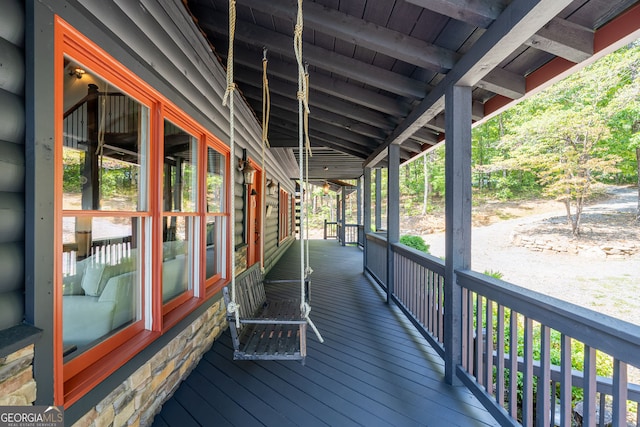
xmin=400 ymin=235 xmax=430 ymax=253
xmin=483 ymin=269 xmax=504 ymax=279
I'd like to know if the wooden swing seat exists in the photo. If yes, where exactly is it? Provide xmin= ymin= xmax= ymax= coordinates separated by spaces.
xmin=223 ymin=263 xmax=310 ymax=362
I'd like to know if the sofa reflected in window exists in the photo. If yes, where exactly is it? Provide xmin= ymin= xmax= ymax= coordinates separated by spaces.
xmin=62 ymin=247 xmax=139 ymax=352
xmin=161 ymin=238 xmax=189 ymax=304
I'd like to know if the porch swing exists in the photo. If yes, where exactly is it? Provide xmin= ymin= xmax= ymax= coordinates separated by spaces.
xmin=222 ymin=0 xmax=323 ymax=362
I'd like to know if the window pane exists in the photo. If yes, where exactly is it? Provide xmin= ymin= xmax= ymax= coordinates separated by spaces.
xmin=62 ymin=216 xmax=141 ymax=355
xmin=63 ymin=60 xmax=149 ymax=211
xmin=205 ymin=216 xmax=224 ymax=280
xmin=162 ymin=215 xmax=192 ymax=303
xmin=163 ymin=120 xmax=197 ymax=213
xmin=206 ymin=147 xmax=225 ymax=213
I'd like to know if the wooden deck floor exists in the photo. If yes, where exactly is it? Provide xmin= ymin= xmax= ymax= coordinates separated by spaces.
xmin=152 ymin=240 xmax=499 ymax=427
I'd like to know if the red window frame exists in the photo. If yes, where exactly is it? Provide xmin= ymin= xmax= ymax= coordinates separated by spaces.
xmin=54 ymin=17 xmax=230 ymax=406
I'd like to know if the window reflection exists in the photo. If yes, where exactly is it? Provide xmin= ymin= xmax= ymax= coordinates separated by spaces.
xmin=62 ymin=216 xmax=141 ymax=354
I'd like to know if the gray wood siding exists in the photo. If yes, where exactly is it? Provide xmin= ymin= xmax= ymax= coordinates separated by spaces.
xmin=0 ymin=0 xmax=25 ymax=331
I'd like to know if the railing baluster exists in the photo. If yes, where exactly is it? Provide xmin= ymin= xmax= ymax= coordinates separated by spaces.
xmin=496 ymin=304 xmax=505 ymax=406
xmin=461 ymin=288 xmax=469 ymax=371
xmin=612 ymin=358 xmax=628 ymax=426
xmin=509 ymin=310 xmax=518 ymax=419
xmin=523 ymin=317 xmax=534 ymax=426
xmin=537 ymin=325 xmax=551 ymax=426
xmin=560 ymin=334 xmax=572 ymax=427
xmin=583 ymin=345 xmax=597 ymax=427
xmin=484 ymin=299 xmax=494 ymax=395
xmin=475 ymin=294 xmax=483 ymax=383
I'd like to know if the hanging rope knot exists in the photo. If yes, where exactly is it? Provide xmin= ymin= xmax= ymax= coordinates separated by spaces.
xmin=222 ymin=82 xmax=236 ymax=107
xmin=227 ymin=301 xmax=240 ymax=328
xmin=227 ymin=301 xmax=239 ymax=315
xmin=305 ymin=266 xmax=313 ymax=276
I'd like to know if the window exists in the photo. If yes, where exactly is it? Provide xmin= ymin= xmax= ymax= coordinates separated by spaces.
xmin=205 ymin=147 xmax=226 ymax=283
xmin=279 ymin=189 xmax=290 ymax=242
xmin=61 ymin=63 xmax=149 ymax=356
xmin=55 ymin=17 xmax=229 ymax=405
xmin=161 ymin=120 xmax=197 ymax=308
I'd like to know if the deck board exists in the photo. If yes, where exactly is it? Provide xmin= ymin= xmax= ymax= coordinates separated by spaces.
xmin=153 ymin=240 xmax=498 ymax=426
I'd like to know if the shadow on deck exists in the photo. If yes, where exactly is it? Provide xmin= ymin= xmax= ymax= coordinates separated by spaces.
xmin=153 ymin=240 xmax=498 ymax=426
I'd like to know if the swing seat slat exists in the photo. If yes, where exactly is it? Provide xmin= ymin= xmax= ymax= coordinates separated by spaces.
xmin=223 ymin=263 xmax=309 ymax=362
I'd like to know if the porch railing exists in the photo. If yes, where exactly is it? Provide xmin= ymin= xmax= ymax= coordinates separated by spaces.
xmin=364 ymin=232 xmax=640 ymax=427
xmin=325 ymin=221 xmax=364 ymax=247
xmin=323 ymin=220 xmax=337 ymax=239
xmin=63 ymin=236 xmax=133 ymax=276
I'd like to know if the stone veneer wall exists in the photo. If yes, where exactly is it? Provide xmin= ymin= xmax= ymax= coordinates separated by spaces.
xmin=72 ymin=299 xmax=227 ymax=427
xmin=0 ymin=344 xmax=37 ymax=406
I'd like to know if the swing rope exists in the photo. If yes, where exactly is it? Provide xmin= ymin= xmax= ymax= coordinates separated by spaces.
xmin=223 ymin=0 xmax=240 ymax=329
xmin=294 ymin=0 xmax=323 ymax=344
xmin=262 ymin=48 xmax=271 ymax=149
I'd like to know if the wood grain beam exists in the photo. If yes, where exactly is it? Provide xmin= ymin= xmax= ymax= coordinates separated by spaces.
xmin=230 ymin=49 xmax=413 ymax=117
xmin=199 ymin=14 xmax=429 ymax=98
xmin=365 ymin=0 xmax=576 ymax=167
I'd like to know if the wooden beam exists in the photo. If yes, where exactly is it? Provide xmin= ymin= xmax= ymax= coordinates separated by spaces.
xmin=525 ymin=18 xmax=594 ymax=63
xmin=239 ymin=0 xmax=526 ymax=100
xmin=405 ymin=0 xmax=506 ymax=28
xmin=241 ymin=0 xmax=457 ymax=73
xmin=199 ymin=15 xmax=429 ymax=98
xmin=407 ymin=0 xmax=594 ymax=64
xmin=483 ymin=2 xmax=640 ymax=119
xmin=233 ymin=69 xmax=395 ymax=130
xmin=239 ymin=85 xmax=390 ymax=140
xmin=230 ymin=49 xmax=413 ymax=117
xmin=365 ymin=0 xmax=576 ymax=167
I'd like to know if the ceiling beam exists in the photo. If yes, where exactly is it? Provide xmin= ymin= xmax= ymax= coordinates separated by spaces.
xmin=235 ymin=75 xmax=395 ymax=131
xmin=230 ymin=48 xmax=413 ymax=117
xmin=268 ymin=122 xmax=371 ymax=158
xmin=267 ymin=113 xmax=379 ymax=150
xmin=238 ymin=0 xmax=526 ymax=100
xmin=525 ymin=18 xmax=594 ymax=63
xmin=238 ymin=85 xmax=390 ymax=140
xmin=407 ymin=0 xmax=593 ymax=63
xmin=405 ymin=0 xmax=507 ymax=28
xmin=199 ymin=14 xmax=429 ymax=98
xmin=365 ymin=0 xmax=577 ymax=167
xmin=240 ymin=0 xmax=457 ymax=73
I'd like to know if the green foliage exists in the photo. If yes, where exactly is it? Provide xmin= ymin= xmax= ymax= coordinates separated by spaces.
xmin=399 ymin=235 xmax=430 ymax=253
xmin=483 ymin=269 xmax=503 ymax=279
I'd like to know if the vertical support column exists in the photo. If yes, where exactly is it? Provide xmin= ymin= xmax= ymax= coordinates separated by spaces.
xmin=375 ymin=169 xmax=382 ymax=232
xmin=356 ymin=178 xmax=362 ymax=227
xmin=363 ymin=168 xmax=371 ymax=272
xmin=444 ymin=85 xmax=472 ymax=385
xmin=340 ymin=187 xmax=346 ymax=246
xmin=386 ymin=144 xmax=400 ymax=304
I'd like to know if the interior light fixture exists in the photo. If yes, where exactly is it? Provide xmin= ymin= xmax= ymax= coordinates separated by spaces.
xmin=71 ymin=67 xmax=86 ymax=79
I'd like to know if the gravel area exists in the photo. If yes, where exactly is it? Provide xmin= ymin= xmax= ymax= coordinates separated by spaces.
xmin=421 ymin=186 xmax=640 ymax=326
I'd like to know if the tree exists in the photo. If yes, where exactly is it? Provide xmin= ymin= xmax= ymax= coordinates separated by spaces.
xmin=601 ymin=42 xmax=640 ymax=219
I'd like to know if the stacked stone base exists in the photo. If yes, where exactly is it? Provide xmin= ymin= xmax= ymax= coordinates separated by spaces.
xmin=0 ymin=344 xmax=37 ymax=406
xmin=72 ymin=299 xmax=227 ymax=427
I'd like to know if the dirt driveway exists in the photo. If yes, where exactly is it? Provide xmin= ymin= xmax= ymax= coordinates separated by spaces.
xmin=421 ymin=186 xmax=640 ymax=325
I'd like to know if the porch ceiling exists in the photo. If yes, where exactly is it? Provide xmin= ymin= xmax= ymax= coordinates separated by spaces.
xmin=184 ymin=0 xmax=640 ymax=181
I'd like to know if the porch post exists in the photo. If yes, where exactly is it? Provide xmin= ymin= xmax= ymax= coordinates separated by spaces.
xmin=375 ymin=169 xmax=382 ymax=231
xmin=363 ymin=167 xmax=372 ymax=272
xmin=356 ymin=178 xmax=362 ymax=227
xmin=386 ymin=144 xmax=400 ymax=304
xmin=340 ymin=187 xmax=346 ymax=246
xmin=444 ymin=85 xmax=472 ymax=385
